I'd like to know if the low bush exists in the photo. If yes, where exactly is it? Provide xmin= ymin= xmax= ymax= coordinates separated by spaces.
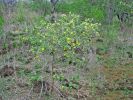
xmin=21 ymin=13 xmax=100 ymax=84
xmin=23 ymin=13 xmax=100 ymax=64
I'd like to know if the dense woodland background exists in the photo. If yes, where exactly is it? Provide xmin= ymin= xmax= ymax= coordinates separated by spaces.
xmin=0 ymin=0 xmax=133 ymax=100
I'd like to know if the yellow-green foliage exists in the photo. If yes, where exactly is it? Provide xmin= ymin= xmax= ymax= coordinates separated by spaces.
xmin=22 ymin=13 xmax=100 ymax=65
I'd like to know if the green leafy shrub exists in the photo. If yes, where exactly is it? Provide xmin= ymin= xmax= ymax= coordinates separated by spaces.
xmin=22 ymin=13 xmax=100 ymax=64
xmin=21 ymin=13 xmax=100 ymax=84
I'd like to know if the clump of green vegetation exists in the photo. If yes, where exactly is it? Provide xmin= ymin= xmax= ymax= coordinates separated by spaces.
xmin=22 ymin=13 xmax=100 ymax=66
xmin=0 ymin=16 xmax=4 ymax=36
xmin=21 ymin=13 xmax=100 ymax=91
xmin=57 ymin=0 xmax=90 ymax=18
xmin=56 ymin=0 xmax=106 ymax=22
xmin=90 ymin=6 xmax=105 ymax=22
xmin=29 ymin=0 xmax=51 ymax=15
xmin=0 ymin=16 xmax=4 ymax=27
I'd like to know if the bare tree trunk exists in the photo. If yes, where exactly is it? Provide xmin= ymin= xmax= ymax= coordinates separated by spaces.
xmin=106 ymin=0 xmax=114 ymax=24
xmin=51 ymin=3 xmax=56 ymax=22
xmin=50 ymin=0 xmax=58 ymax=22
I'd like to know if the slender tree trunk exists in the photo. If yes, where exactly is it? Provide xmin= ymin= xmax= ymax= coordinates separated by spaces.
xmin=51 ymin=3 xmax=56 ymax=22
xmin=106 ymin=0 xmax=114 ymax=24
xmin=50 ymin=0 xmax=58 ymax=22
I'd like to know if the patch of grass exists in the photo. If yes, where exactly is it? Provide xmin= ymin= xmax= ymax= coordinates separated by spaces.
xmin=0 ymin=4 xmax=4 ymax=34
xmin=29 ymin=0 xmax=51 ymax=15
xmin=0 ymin=16 xmax=4 ymax=26
xmin=57 ymin=0 xmax=90 ymax=18
xmin=0 ymin=16 xmax=4 ymax=36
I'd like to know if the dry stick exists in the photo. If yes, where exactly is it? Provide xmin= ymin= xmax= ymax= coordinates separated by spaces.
xmin=50 ymin=53 xmax=65 ymax=98
xmin=25 ymin=53 xmax=34 ymax=100
xmin=25 ymin=53 xmax=34 ymax=99
xmin=26 ymin=86 xmax=34 ymax=100
xmin=53 ymin=85 xmax=65 ymax=98
xmin=3 ymin=34 xmax=6 ymax=65
xmin=38 ymin=79 xmax=44 ymax=100
xmin=38 ymin=55 xmax=47 ymax=99
xmin=13 ymin=48 xmax=19 ymax=97
xmin=48 ymin=82 xmax=65 ymax=98
xmin=51 ymin=52 xmax=55 ymax=94
xmin=12 ymin=43 xmax=22 ymax=97
xmin=38 ymin=58 xmax=45 ymax=99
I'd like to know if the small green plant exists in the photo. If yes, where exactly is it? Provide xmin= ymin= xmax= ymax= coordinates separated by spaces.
xmin=53 ymin=74 xmax=80 ymax=91
xmin=0 ymin=14 xmax=4 ymax=36
xmin=90 ymin=6 xmax=105 ymax=22
xmin=2 ymin=42 xmax=8 ymax=49
xmin=14 ymin=2 xmax=25 ymax=23
xmin=0 ymin=16 xmax=4 ymax=27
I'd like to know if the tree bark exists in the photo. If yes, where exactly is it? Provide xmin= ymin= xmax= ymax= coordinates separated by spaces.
xmin=106 ymin=0 xmax=114 ymax=24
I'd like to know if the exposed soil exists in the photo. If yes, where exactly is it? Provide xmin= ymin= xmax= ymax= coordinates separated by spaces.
xmin=0 ymin=65 xmax=15 ymax=77
xmin=0 ymin=96 xmax=2 ymax=100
